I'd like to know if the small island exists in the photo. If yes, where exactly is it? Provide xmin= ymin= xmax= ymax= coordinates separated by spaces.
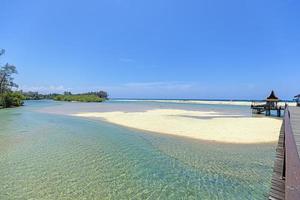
xmin=53 ymin=91 xmax=108 ymax=102
xmin=22 ymin=91 xmax=108 ymax=103
xmin=21 ymin=90 xmax=108 ymax=103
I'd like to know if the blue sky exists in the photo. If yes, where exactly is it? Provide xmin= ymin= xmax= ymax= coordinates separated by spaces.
xmin=0 ymin=0 xmax=299 ymax=99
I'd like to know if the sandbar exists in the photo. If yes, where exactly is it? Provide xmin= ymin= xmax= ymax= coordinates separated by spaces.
xmin=72 ymin=109 xmax=282 ymax=144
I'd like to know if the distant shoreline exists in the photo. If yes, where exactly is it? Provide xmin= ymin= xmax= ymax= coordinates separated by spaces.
xmin=111 ymin=98 xmax=296 ymax=102
xmin=110 ymin=99 xmax=297 ymax=106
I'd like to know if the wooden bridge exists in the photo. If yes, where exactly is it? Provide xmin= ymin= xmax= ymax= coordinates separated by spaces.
xmin=251 ymin=103 xmax=285 ymax=117
xmin=269 ymin=106 xmax=300 ymax=200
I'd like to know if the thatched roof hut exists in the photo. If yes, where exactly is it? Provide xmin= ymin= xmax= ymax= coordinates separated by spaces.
xmin=266 ymin=90 xmax=279 ymax=102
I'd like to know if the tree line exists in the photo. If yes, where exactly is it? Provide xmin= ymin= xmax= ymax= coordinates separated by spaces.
xmin=22 ymin=90 xmax=108 ymax=102
xmin=53 ymin=93 xmax=105 ymax=102
xmin=0 ymin=49 xmax=24 ymax=108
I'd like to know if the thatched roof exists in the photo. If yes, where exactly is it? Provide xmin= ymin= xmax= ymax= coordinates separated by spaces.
xmin=266 ymin=90 xmax=279 ymax=102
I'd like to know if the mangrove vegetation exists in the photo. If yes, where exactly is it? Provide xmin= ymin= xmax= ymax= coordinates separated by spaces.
xmin=22 ymin=90 xmax=108 ymax=103
xmin=53 ymin=91 xmax=108 ymax=102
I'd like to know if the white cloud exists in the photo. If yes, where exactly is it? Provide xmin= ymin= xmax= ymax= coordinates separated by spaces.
xmin=20 ymin=85 xmax=71 ymax=94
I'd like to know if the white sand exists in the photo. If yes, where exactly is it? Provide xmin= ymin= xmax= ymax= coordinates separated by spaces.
xmin=72 ymin=109 xmax=282 ymax=144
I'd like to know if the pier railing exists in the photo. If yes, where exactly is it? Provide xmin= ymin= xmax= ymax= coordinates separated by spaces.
xmin=269 ymin=106 xmax=300 ymax=200
xmin=283 ymin=106 xmax=300 ymax=199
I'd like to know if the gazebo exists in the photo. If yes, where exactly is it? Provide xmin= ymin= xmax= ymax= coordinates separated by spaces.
xmin=295 ymin=94 xmax=300 ymax=107
xmin=266 ymin=90 xmax=279 ymax=108
xmin=251 ymin=90 xmax=284 ymax=116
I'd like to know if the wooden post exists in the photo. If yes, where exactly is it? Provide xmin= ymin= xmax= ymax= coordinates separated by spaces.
xmin=266 ymin=109 xmax=270 ymax=116
xmin=277 ymin=109 xmax=281 ymax=117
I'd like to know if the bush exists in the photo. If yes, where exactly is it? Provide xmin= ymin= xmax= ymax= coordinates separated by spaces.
xmin=0 ymin=92 xmax=25 ymax=108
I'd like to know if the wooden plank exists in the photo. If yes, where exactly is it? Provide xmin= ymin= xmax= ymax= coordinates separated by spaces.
xmin=269 ymin=121 xmax=285 ymax=200
xmin=284 ymin=107 xmax=300 ymax=200
xmin=289 ymin=107 xmax=300 ymax=158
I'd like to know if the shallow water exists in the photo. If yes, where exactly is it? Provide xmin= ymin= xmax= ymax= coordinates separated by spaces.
xmin=40 ymin=99 xmax=252 ymax=116
xmin=0 ymin=100 xmax=276 ymax=199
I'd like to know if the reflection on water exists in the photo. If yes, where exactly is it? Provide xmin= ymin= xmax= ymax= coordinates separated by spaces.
xmin=0 ymin=101 xmax=275 ymax=199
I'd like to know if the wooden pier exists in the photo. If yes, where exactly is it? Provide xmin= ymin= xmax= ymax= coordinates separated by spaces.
xmin=269 ymin=106 xmax=300 ymax=200
xmin=251 ymin=91 xmax=285 ymax=117
xmin=251 ymin=103 xmax=284 ymax=117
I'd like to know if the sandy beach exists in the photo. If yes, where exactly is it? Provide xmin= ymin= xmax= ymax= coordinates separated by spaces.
xmin=72 ymin=109 xmax=282 ymax=144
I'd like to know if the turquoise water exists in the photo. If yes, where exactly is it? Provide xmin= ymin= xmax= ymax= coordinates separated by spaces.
xmin=0 ymin=101 xmax=276 ymax=199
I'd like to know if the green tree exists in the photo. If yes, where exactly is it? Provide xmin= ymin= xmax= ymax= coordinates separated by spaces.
xmin=96 ymin=91 xmax=108 ymax=99
xmin=0 ymin=91 xmax=24 ymax=107
xmin=0 ymin=63 xmax=18 ymax=94
xmin=85 ymin=91 xmax=108 ymax=99
xmin=0 ymin=49 xmax=23 ymax=108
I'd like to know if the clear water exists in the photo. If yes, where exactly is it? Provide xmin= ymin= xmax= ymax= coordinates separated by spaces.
xmin=0 ymin=100 xmax=276 ymax=199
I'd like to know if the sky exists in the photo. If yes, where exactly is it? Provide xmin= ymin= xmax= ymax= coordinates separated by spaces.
xmin=0 ymin=0 xmax=300 ymax=99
